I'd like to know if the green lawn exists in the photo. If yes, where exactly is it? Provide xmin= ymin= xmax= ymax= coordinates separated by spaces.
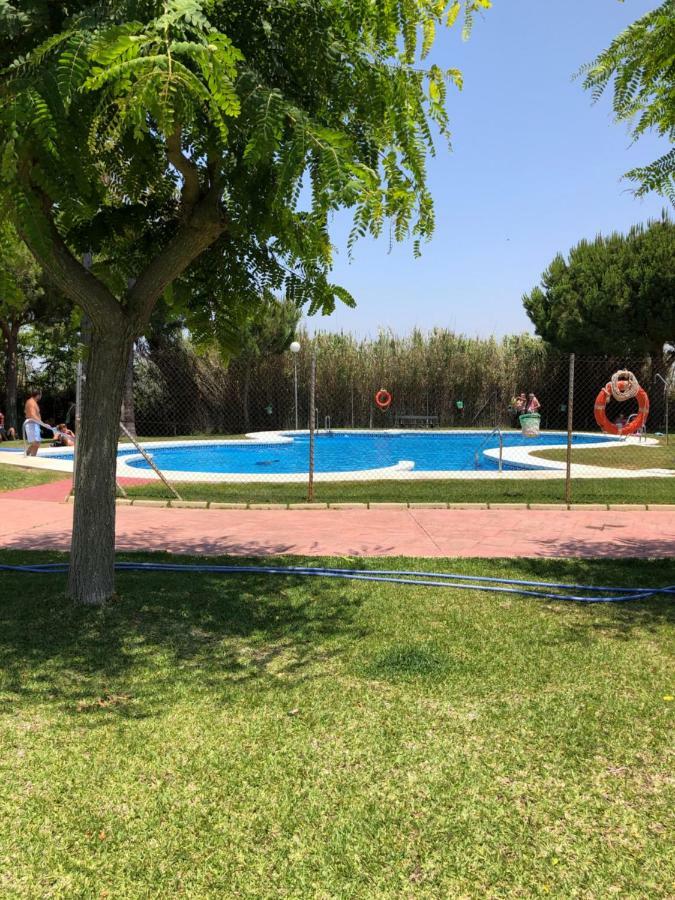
xmin=0 ymin=460 xmax=65 ymax=493
xmin=0 ymin=552 xmax=673 ymax=897
xmin=120 ymin=433 xmax=249 ymax=443
xmin=125 ymin=476 xmax=675 ymax=505
xmin=533 ymin=441 xmax=674 ymax=471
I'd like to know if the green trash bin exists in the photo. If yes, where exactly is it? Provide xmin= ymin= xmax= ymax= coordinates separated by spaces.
xmin=519 ymin=413 xmax=541 ymax=437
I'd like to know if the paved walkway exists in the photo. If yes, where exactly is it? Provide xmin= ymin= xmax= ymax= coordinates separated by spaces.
xmin=1 ymin=492 xmax=673 ymax=558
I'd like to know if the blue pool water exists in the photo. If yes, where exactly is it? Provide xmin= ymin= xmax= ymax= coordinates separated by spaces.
xmin=53 ymin=430 xmax=619 ymax=474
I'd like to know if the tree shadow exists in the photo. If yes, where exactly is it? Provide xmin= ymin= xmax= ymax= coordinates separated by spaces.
xmin=1 ymin=521 xmax=399 ymax=557
xmin=0 ymin=554 xmax=367 ymax=722
xmin=513 ymin=555 xmax=675 ymax=638
xmin=535 ymin=532 xmax=675 ymax=560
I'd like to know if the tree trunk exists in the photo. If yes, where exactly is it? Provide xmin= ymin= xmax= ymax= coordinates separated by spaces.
xmin=68 ymin=327 xmax=133 ymax=605
xmin=120 ymin=344 xmax=137 ymax=438
xmin=3 ymin=325 xmax=19 ymax=431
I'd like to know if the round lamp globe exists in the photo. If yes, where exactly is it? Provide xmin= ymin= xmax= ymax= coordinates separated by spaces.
xmin=289 ymin=341 xmax=301 ymax=354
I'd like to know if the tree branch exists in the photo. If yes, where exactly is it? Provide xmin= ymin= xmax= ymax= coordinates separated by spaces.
xmin=17 ymin=182 xmax=127 ymax=334
xmin=166 ymin=126 xmax=201 ymax=217
xmin=127 ymin=182 xmax=227 ymax=326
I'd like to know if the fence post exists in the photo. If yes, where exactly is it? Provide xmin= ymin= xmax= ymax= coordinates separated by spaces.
xmin=307 ymin=351 xmax=316 ymax=502
xmin=565 ymin=353 xmax=575 ymax=505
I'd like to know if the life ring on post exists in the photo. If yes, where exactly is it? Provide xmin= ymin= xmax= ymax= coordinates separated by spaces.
xmin=375 ymin=389 xmax=392 ymax=411
xmin=594 ymin=371 xmax=649 ymax=436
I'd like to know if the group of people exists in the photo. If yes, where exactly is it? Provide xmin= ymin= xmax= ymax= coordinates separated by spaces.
xmin=509 ymin=391 xmax=541 ymax=427
xmin=0 ymin=389 xmax=74 ymax=456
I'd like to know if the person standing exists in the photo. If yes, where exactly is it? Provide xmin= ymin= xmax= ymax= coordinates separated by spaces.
xmin=509 ymin=393 xmax=526 ymax=427
xmin=526 ymin=392 xmax=541 ymax=414
xmin=24 ymin=389 xmax=43 ymax=456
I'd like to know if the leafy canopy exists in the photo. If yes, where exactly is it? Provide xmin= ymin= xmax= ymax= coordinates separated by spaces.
xmin=523 ymin=215 xmax=675 ymax=356
xmin=0 ymin=221 xmax=44 ymax=325
xmin=579 ymin=0 xmax=675 ymax=203
xmin=0 ymin=0 xmax=492 ymax=338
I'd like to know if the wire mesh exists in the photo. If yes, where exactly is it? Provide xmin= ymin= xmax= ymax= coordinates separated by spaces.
xmin=3 ymin=336 xmax=673 ymax=506
xmin=118 ymin=343 xmax=675 ymax=505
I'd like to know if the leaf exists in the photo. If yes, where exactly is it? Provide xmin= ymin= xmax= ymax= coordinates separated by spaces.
xmin=447 ymin=68 xmax=463 ymax=90
xmin=446 ymin=1 xmax=461 ymax=27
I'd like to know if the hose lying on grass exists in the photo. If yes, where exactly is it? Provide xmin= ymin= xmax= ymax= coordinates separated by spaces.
xmin=0 ymin=562 xmax=673 ymax=604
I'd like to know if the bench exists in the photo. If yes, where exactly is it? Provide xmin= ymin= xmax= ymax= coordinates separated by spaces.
xmin=395 ymin=414 xmax=439 ymax=428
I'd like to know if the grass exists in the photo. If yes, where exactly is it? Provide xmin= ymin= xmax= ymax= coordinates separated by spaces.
xmin=119 ymin=433 xmax=249 ymax=443
xmin=0 ymin=461 xmax=65 ymax=493
xmin=534 ymin=440 xmax=674 ymax=471
xmin=0 ymin=551 xmax=673 ymax=897
xmin=125 ymin=476 xmax=675 ymax=505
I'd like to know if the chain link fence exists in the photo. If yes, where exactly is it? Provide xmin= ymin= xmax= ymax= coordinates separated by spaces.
xmin=116 ymin=341 xmax=674 ymax=506
xmin=2 ymin=334 xmax=673 ymax=505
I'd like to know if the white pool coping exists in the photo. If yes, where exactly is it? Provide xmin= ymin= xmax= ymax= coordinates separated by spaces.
xmin=0 ymin=429 xmax=670 ymax=483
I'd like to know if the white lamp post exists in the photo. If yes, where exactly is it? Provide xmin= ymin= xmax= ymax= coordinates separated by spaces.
xmin=290 ymin=340 xmax=301 ymax=431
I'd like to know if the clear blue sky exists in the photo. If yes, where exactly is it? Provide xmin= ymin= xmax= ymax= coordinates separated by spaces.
xmin=305 ymin=0 xmax=670 ymax=339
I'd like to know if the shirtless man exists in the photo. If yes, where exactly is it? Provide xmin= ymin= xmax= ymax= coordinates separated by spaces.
xmin=24 ymin=389 xmax=43 ymax=456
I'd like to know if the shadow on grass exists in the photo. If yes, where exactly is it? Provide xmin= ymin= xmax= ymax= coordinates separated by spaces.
xmin=0 ymin=559 xmax=366 ymax=721
xmin=1 ymin=552 xmax=673 ymax=720
xmin=513 ymin=556 xmax=675 ymax=638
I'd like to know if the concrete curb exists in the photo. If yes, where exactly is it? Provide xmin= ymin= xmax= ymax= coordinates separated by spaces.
xmin=102 ymin=498 xmax=666 ymax=512
xmin=328 ymin=503 xmax=368 ymax=509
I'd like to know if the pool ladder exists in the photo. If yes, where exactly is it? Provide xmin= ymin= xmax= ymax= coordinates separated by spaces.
xmin=315 ymin=410 xmax=332 ymax=434
xmin=474 ymin=428 xmax=504 ymax=472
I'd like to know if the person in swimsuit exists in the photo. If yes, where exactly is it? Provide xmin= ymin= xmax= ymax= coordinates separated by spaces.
xmin=24 ymin=389 xmax=43 ymax=456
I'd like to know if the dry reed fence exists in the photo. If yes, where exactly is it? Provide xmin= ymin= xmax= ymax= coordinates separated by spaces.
xmin=133 ymin=330 xmax=564 ymax=435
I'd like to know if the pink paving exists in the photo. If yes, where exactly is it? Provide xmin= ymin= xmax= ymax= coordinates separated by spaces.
xmin=1 ymin=494 xmax=674 ymax=558
xmin=2 ymin=477 xmax=152 ymax=503
xmin=4 ymin=478 xmax=73 ymax=503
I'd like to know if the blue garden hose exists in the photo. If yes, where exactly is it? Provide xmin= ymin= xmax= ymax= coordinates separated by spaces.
xmin=0 ymin=561 xmax=673 ymax=604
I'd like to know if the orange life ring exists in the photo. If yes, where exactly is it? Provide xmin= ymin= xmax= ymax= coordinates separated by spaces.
xmin=375 ymin=389 xmax=392 ymax=411
xmin=594 ymin=381 xmax=649 ymax=435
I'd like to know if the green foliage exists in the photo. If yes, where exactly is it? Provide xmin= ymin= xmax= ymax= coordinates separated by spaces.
xmin=19 ymin=318 xmax=80 ymax=392
xmin=0 ymin=0 xmax=490 ymax=321
xmin=579 ymin=0 xmax=675 ymax=203
xmin=0 ymin=221 xmax=43 ymax=319
xmin=0 ymin=220 xmax=74 ymax=347
xmin=217 ymin=296 xmax=301 ymax=363
xmin=523 ymin=216 xmax=675 ymax=355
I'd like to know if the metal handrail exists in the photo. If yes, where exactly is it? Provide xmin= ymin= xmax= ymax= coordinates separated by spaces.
xmin=325 ymin=415 xmax=332 ymax=433
xmin=474 ymin=427 xmax=504 ymax=472
xmin=22 ymin=417 xmax=60 ymax=454
xmin=626 ymin=412 xmax=648 ymax=443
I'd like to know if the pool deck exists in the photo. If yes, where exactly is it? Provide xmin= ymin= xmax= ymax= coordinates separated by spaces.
xmin=1 ymin=480 xmax=673 ymax=558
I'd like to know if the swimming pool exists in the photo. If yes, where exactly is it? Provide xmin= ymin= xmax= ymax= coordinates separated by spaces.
xmin=51 ymin=429 xmax=621 ymax=480
xmin=133 ymin=431 xmax=621 ymax=474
